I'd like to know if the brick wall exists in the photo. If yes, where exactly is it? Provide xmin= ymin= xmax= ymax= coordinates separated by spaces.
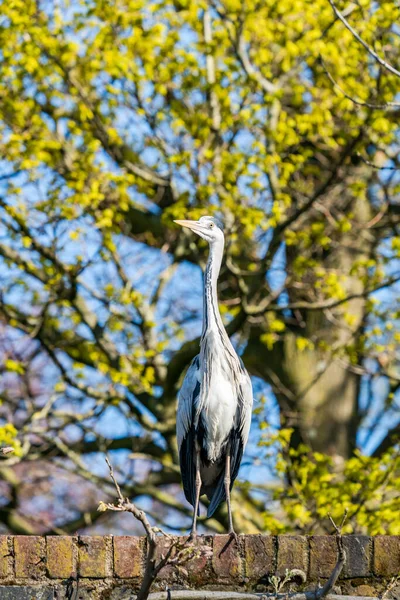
xmin=0 ymin=535 xmax=399 ymax=599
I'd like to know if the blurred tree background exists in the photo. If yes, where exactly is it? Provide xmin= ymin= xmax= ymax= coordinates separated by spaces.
xmin=0 ymin=0 xmax=400 ymax=536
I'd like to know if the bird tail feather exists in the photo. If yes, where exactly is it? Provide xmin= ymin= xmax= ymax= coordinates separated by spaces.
xmin=206 ymin=476 xmax=226 ymax=518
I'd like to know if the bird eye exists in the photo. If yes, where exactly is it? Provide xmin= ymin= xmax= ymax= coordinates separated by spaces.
xmin=209 ymin=223 xmax=214 ymax=229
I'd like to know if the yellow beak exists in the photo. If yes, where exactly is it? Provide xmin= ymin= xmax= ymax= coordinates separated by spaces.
xmin=174 ymin=219 xmax=202 ymax=232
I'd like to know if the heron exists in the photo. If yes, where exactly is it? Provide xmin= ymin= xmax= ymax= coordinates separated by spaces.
xmin=174 ymin=215 xmax=253 ymax=537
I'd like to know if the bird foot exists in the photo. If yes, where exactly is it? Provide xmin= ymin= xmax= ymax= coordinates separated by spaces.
xmin=228 ymin=529 xmax=238 ymax=543
xmin=188 ymin=530 xmax=197 ymax=542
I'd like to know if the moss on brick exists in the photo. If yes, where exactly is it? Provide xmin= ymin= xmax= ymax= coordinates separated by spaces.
xmin=47 ymin=536 xmax=75 ymax=579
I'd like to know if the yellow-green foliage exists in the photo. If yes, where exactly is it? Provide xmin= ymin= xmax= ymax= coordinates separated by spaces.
xmin=0 ymin=424 xmax=22 ymax=457
xmin=0 ymin=0 xmax=400 ymax=534
xmin=0 ymin=0 xmax=398 ymax=240
xmin=0 ymin=0 xmax=398 ymax=312
xmin=261 ymin=429 xmax=400 ymax=534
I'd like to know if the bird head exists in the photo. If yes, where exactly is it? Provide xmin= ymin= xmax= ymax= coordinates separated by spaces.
xmin=174 ymin=215 xmax=224 ymax=244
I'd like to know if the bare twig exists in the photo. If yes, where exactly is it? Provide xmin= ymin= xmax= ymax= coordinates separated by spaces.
xmin=315 ymin=510 xmax=348 ymax=600
xmin=356 ymin=153 xmax=400 ymax=171
xmin=105 ymin=456 xmax=124 ymax=501
xmin=245 ymin=273 xmax=400 ymax=315
xmin=101 ymin=458 xmax=160 ymax=534
xmin=380 ymin=575 xmax=400 ymax=600
xmin=236 ymin=32 xmax=277 ymax=95
xmin=328 ymin=0 xmax=400 ymax=80
xmin=243 ymin=279 xmax=288 ymax=315
xmin=101 ymin=471 xmax=353 ymax=600
xmin=0 ymin=170 xmax=22 ymax=181
xmin=100 ymin=457 xmax=193 ymax=600
xmin=319 ymin=57 xmax=400 ymax=110
xmin=204 ymin=8 xmax=221 ymax=132
xmin=0 ymin=447 xmax=15 ymax=456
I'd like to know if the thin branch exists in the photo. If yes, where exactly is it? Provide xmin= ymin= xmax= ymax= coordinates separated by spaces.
xmin=40 ymin=43 xmax=171 ymax=188
xmin=100 ymin=457 xmax=165 ymax=600
xmin=105 ymin=456 xmax=124 ymax=500
xmin=243 ymin=279 xmax=288 ymax=315
xmin=380 ymin=576 xmax=400 ymax=600
xmin=0 ymin=447 xmax=15 ymax=456
xmin=100 ymin=457 xmax=193 ymax=600
xmin=35 ymin=435 xmax=164 ymax=459
xmin=319 ymin=57 xmax=400 ymax=109
xmin=356 ymin=153 xmax=400 ymax=171
xmin=204 ymin=8 xmax=221 ymax=132
xmin=0 ymin=170 xmax=22 ymax=181
xmin=371 ymin=422 xmax=400 ymax=457
xmin=100 ymin=456 xmax=161 ymax=540
xmin=236 ymin=31 xmax=277 ymax=95
xmin=315 ymin=510 xmax=348 ymax=600
xmin=245 ymin=273 xmax=400 ymax=315
xmin=258 ymin=130 xmax=364 ymax=277
xmin=328 ymin=0 xmax=400 ymax=79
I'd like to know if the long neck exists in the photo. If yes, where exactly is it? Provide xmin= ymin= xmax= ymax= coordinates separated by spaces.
xmin=201 ymin=239 xmax=232 ymax=351
xmin=200 ymin=238 xmax=241 ymax=389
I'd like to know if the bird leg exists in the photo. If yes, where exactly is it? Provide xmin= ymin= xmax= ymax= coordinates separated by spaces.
xmin=224 ymin=446 xmax=236 ymax=538
xmin=190 ymin=445 xmax=202 ymax=539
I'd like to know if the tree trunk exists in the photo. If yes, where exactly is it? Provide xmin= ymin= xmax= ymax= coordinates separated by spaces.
xmin=244 ymin=198 xmax=373 ymax=460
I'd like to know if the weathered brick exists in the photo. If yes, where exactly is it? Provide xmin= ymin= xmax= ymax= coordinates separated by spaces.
xmin=353 ymin=584 xmax=377 ymax=596
xmin=46 ymin=536 xmax=75 ymax=579
xmin=78 ymin=536 xmax=110 ymax=578
xmin=0 ymin=536 xmax=9 ymax=578
xmin=374 ymin=536 xmax=400 ymax=577
xmin=277 ymin=535 xmax=307 ymax=576
xmin=0 ymin=586 xmax=54 ymax=599
xmin=310 ymin=535 xmax=338 ymax=580
xmin=212 ymin=534 xmax=242 ymax=581
xmin=0 ymin=533 xmax=398 ymax=591
xmin=153 ymin=535 xmax=207 ymax=584
xmin=185 ymin=535 xmax=213 ymax=586
xmin=153 ymin=535 xmax=180 ymax=583
xmin=113 ymin=536 xmax=143 ymax=579
xmin=244 ymin=535 xmax=274 ymax=581
xmin=14 ymin=536 xmax=45 ymax=579
xmin=390 ymin=586 xmax=400 ymax=599
xmin=110 ymin=585 xmax=138 ymax=600
xmin=309 ymin=536 xmax=337 ymax=579
xmin=343 ymin=536 xmax=370 ymax=578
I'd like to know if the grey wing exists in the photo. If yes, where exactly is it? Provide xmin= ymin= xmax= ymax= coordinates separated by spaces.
xmin=237 ymin=368 xmax=253 ymax=449
xmin=176 ymin=355 xmax=200 ymax=509
xmin=230 ymin=369 xmax=253 ymax=484
xmin=207 ymin=366 xmax=253 ymax=518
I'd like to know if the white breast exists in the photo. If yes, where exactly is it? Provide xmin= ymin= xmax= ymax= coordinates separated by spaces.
xmin=198 ymin=333 xmax=239 ymax=462
xmin=203 ymin=374 xmax=236 ymax=462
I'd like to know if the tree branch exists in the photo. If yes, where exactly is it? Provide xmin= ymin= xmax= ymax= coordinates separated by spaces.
xmin=319 ymin=56 xmax=400 ymax=110
xmin=204 ymin=9 xmax=221 ymax=132
xmin=328 ymin=0 xmax=400 ymax=80
xmin=245 ymin=273 xmax=400 ymax=315
xmin=372 ymin=423 xmax=400 ymax=457
xmin=34 ymin=435 xmax=164 ymax=460
xmin=100 ymin=457 xmax=193 ymax=600
xmin=315 ymin=511 xmax=347 ymax=599
xmin=236 ymin=27 xmax=277 ymax=95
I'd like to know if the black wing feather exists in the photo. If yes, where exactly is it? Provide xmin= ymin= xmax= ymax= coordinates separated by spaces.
xmin=179 ymin=377 xmax=200 ymax=514
xmin=180 ymin=427 xmax=197 ymax=508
